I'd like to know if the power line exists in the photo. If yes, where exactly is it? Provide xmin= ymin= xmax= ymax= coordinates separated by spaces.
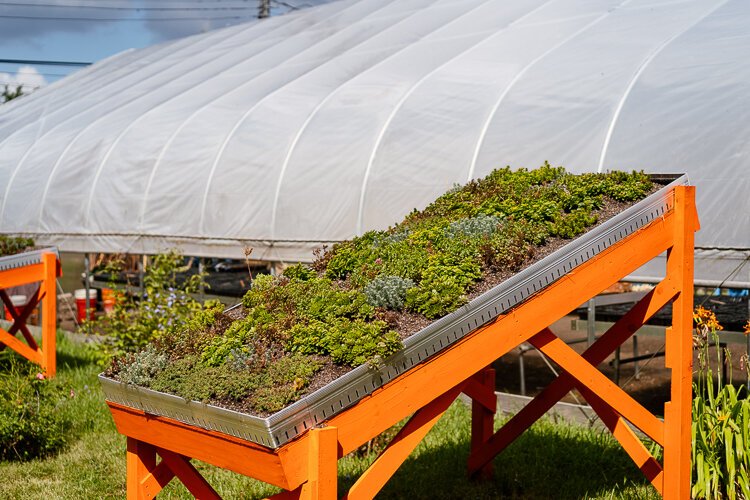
xmin=0 ymin=2 xmax=257 ymax=11
xmin=0 ymin=13 xmax=254 ymax=21
xmin=0 ymin=58 xmax=91 ymax=67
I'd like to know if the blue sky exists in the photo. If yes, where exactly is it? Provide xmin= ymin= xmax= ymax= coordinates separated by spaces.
xmin=0 ymin=1 xmax=321 ymax=91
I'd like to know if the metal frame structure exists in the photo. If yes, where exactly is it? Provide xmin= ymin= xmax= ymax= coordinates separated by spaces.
xmin=107 ymin=184 xmax=697 ymax=499
xmin=0 ymin=248 xmax=61 ymax=377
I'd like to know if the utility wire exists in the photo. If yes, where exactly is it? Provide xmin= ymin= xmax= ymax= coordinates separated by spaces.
xmin=0 ymin=58 xmax=91 ymax=66
xmin=0 ymin=2 xmax=258 ymax=11
xmin=0 ymin=14 xmax=254 ymax=21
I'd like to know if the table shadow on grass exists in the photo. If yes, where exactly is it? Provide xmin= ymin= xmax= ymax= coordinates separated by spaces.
xmin=337 ymin=404 xmax=658 ymax=500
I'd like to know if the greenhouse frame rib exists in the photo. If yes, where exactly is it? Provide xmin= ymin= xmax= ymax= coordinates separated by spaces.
xmin=0 ymin=248 xmax=60 ymax=377
xmin=105 ymin=181 xmax=697 ymax=499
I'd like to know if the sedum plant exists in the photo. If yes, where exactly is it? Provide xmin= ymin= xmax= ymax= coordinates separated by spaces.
xmin=364 ymin=275 xmax=415 ymax=310
xmin=0 ymin=235 xmax=34 ymax=257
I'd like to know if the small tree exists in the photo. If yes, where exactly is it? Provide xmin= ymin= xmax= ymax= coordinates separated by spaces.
xmin=1 ymin=84 xmax=24 ymax=103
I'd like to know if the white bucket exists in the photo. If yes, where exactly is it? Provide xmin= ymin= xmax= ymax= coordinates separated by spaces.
xmin=9 ymin=295 xmax=27 ymax=307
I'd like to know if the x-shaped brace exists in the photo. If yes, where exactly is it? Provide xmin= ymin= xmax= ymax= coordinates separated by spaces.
xmin=0 ymin=287 xmax=43 ymax=353
xmin=468 ymin=277 xmax=679 ymax=494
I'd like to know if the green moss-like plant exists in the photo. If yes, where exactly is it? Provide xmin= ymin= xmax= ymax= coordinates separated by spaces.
xmin=0 ymin=235 xmax=34 ymax=257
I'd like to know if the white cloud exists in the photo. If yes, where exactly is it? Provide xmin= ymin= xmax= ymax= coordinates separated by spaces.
xmin=0 ymin=66 xmax=47 ymax=92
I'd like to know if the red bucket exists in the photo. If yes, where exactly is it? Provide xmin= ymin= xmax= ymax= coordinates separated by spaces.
xmin=74 ymin=289 xmax=95 ymax=322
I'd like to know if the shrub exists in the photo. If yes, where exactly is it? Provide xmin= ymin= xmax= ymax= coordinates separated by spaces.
xmin=0 ymin=361 xmax=73 ymax=461
xmin=91 ymin=250 xmax=210 ymax=358
xmin=364 ymin=275 xmax=415 ymax=310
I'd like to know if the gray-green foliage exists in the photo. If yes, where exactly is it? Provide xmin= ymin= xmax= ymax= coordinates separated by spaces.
xmin=118 ymin=347 xmax=169 ymax=386
xmin=446 ymin=214 xmax=502 ymax=239
xmin=364 ymin=275 xmax=415 ymax=310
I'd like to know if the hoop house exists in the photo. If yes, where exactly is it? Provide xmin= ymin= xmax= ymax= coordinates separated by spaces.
xmin=0 ymin=0 xmax=747 ymax=284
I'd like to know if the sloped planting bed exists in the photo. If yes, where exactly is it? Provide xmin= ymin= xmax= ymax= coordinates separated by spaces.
xmin=100 ymin=166 xmax=686 ymax=448
xmin=0 ymin=237 xmax=58 ymax=275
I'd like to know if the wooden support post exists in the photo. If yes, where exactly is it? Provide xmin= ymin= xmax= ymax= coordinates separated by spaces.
xmin=127 ymin=438 xmax=157 ymax=500
xmin=662 ymin=186 xmax=695 ymax=499
xmin=469 ymin=367 xmax=495 ymax=480
xmin=302 ymin=427 xmax=338 ymax=500
xmin=41 ymin=252 xmax=57 ymax=377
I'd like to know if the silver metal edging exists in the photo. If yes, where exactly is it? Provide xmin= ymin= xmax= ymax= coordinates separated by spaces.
xmin=0 ymin=247 xmax=59 ymax=273
xmin=99 ymin=174 xmax=688 ymax=449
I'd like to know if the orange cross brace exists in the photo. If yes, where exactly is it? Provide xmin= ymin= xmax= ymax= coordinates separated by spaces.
xmin=0 ymin=252 xmax=59 ymax=376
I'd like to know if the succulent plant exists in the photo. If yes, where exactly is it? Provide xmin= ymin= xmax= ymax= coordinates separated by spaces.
xmin=364 ymin=275 xmax=415 ymax=310
xmin=119 ymin=346 xmax=169 ymax=386
xmin=447 ymin=214 xmax=503 ymax=239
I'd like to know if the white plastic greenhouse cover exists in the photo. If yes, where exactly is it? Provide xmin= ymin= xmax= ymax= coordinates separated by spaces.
xmin=0 ymin=0 xmax=748 ymax=285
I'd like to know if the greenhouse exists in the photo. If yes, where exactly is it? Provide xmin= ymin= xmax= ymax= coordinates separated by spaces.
xmin=0 ymin=0 xmax=747 ymax=286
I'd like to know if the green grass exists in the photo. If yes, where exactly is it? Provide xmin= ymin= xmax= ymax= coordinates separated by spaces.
xmin=0 ymin=334 xmax=658 ymax=499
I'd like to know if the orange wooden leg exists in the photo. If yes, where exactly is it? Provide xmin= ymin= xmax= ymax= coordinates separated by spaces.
xmin=41 ymin=252 xmax=57 ymax=377
xmin=580 ymin=387 xmax=663 ymax=494
xmin=157 ymin=448 xmax=220 ymax=499
xmin=468 ymin=367 xmax=496 ymax=480
xmin=345 ymin=384 xmax=463 ymax=499
xmin=127 ymin=438 xmax=157 ymax=500
xmin=301 ymin=427 xmax=338 ymax=500
xmin=662 ymin=186 xmax=695 ymax=500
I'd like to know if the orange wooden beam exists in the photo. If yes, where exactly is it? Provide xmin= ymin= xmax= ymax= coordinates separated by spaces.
xmin=139 ymin=460 xmax=175 ymax=499
xmin=127 ymin=438 xmax=157 ymax=500
xmin=109 ymin=402 xmax=302 ymax=490
xmin=157 ymin=448 xmax=221 ymax=499
xmin=581 ymin=387 xmax=663 ymax=495
xmin=40 ymin=252 xmax=57 ymax=377
xmin=467 ymin=277 xmax=677 ymax=474
xmin=529 ymin=328 xmax=664 ymax=445
xmin=662 ymin=186 xmax=695 ymax=499
xmin=300 ymin=427 xmax=338 ymax=500
xmin=345 ymin=384 xmax=464 ymax=499
xmin=469 ymin=367 xmax=496 ymax=481
xmin=0 ymin=252 xmax=60 ymax=377
xmin=0 ymin=328 xmax=41 ymax=364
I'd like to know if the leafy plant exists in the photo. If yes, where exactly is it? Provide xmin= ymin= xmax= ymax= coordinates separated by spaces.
xmin=0 ymin=359 xmax=73 ymax=461
xmin=691 ymin=306 xmax=750 ymax=499
xmin=0 ymin=235 xmax=34 ymax=257
xmin=90 ymin=251 xmax=210 ymax=358
xmin=1 ymin=84 xmax=23 ymax=104
xmin=364 ymin=275 xmax=414 ymax=310
xmin=117 ymin=346 xmax=169 ymax=386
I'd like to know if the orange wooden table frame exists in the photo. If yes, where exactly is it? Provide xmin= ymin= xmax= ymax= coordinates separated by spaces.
xmin=109 ymin=186 xmax=698 ymax=500
xmin=0 ymin=252 xmax=61 ymax=377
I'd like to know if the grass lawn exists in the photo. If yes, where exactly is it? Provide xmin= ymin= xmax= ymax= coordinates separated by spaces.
xmin=0 ymin=332 xmax=659 ymax=499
